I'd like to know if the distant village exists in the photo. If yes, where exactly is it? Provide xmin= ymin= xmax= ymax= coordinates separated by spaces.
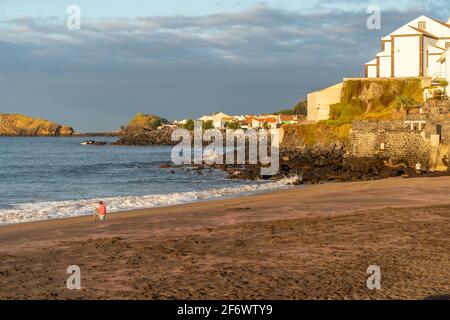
xmin=173 ymin=112 xmax=305 ymax=130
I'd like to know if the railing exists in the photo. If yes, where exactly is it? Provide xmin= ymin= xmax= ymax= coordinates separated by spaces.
xmin=431 ymin=72 xmax=447 ymax=84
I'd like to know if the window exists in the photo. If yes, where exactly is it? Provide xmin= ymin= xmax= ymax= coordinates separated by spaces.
xmin=418 ymin=21 xmax=426 ymax=30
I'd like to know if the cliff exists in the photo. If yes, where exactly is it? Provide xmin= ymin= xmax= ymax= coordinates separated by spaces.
xmin=329 ymin=78 xmax=424 ymax=123
xmin=113 ymin=113 xmax=176 ymax=145
xmin=0 ymin=113 xmax=74 ymax=136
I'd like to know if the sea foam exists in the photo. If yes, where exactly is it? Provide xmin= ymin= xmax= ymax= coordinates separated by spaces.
xmin=0 ymin=177 xmax=298 ymax=226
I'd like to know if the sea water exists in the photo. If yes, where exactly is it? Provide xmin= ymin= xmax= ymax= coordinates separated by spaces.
xmin=0 ymin=137 xmax=294 ymax=225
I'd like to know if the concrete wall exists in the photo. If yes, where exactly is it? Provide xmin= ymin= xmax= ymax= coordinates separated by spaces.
xmin=423 ymin=36 xmax=435 ymax=77
xmin=307 ymin=82 xmax=343 ymax=122
xmin=428 ymin=54 xmax=442 ymax=78
xmin=379 ymin=56 xmax=391 ymax=78
xmin=367 ymin=65 xmax=377 ymax=78
xmin=394 ymin=36 xmax=420 ymax=77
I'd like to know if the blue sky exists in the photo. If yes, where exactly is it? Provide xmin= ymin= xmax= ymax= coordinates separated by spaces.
xmin=1 ymin=0 xmax=449 ymax=131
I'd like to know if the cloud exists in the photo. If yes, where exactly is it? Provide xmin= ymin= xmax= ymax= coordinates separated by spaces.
xmin=0 ymin=4 xmax=430 ymax=65
xmin=0 ymin=4 xmax=441 ymax=131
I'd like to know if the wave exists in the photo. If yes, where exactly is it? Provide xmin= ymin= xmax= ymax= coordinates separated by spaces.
xmin=0 ymin=177 xmax=298 ymax=226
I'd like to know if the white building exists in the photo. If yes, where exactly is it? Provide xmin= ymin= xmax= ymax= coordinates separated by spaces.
xmin=365 ymin=16 xmax=450 ymax=79
xmin=174 ymin=119 xmax=189 ymax=125
xmin=212 ymin=112 xmax=233 ymax=129
xmin=198 ymin=115 xmax=213 ymax=122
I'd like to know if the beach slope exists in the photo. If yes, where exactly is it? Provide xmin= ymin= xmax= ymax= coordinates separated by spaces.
xmin=0 ymin=177 xmax=449 ymax=299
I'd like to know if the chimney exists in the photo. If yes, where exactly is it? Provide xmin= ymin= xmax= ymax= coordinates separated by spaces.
xmin=448 ymin=17 xmax=450 ymax=24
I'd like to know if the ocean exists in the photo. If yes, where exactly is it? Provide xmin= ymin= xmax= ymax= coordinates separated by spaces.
xmin=0 ymin=137 xmax=293 ymax=225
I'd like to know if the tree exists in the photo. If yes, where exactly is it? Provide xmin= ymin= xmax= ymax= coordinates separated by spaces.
xmin=226 ymin=121 xmax=241 ymax=130
xmin=275 ymin=100 xmax=307 ymax=116
xmin=182 ymin=119 xmax=195 ymax=131
xmin=149 ymin=118 xmax=162 ymax=129
xmin=395 ymin=96 xmax=416 ymax=112
xmin=202 ymin=120 xmax=214 ymax=130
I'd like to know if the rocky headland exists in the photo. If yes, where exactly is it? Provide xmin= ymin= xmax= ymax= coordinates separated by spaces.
xmin=0 ymin=113 xmax=74 ymax=136
xmin=112 ymin=113 xmax=176 ymax=146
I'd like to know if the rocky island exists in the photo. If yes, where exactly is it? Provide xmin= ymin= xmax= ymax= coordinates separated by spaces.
xmin=0 ymin=113 xmax=74 ymax=136
xmin=113 ymin=113 xmax=177 ymax=145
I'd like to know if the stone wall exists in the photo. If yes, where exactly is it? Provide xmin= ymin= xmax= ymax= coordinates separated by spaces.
xmin=350 ymin=120 xmax=431 ymax=166
xmin=424 ymin=118 xmax=450 ymax=144
xmin=383 ymin=132 xmax=431 ymax=166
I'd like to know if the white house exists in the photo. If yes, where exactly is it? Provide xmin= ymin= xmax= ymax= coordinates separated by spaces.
xmin=365 ymin=16 xmax=450 ymax=79
xmin=212 ymin=112 xmax=233 ymax=129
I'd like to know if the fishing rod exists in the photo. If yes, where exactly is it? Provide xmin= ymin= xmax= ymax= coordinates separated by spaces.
xmin=74 ymin=186 xmax=89 ymax=201
xmin=74 ymin=186 xmax=98 ymax=221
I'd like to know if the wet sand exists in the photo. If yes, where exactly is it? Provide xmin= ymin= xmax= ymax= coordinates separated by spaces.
xmin=0 ymin=176 xmax=449 ymax=299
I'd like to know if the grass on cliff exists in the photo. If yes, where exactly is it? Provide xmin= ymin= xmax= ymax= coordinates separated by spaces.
xmin=329 ymin=79 xmax=423 ymax=122
xmin=283 ymin=123 xmax=352 ymax=146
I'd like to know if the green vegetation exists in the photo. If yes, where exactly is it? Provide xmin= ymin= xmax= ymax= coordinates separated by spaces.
xmin=149 ymin=117 xmax=169 ymax=129
xmin=175 ymin=119 xmax=214 ymax=131
xmin=126 ymin=113 xmax=170 ymax=131
xmin=283 ymin=123 xmax=352 ymax=147
xmin=202 ymin=120 xmax=214 ymax=130
xmin=181 ymin=119 xmax=195 ymax=131
xmin=275 ymin=100 xmax=307 ymax=116
xmin=282 ymin=79 xmax=425 ymax=147
xmin=425 ymin=83 xmax=448 ymax=100
xmin=0 ymin=113 xmax=73 ymax=136
xmin=330 ymin=79 xmax=423 ymax=122
xmin=226 ymin=121 xmax=241 ymax=130
xmin=128 ymin=113 xmax=160 ymax=128
xmin=395 ymin=95 xmax=417 ymax=112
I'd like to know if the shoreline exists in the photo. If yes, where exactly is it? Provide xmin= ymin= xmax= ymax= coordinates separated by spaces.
xmin=0 ymin=174 xmax=445 ymax=230
xmin=0 ymin=176 xmax=449 ymax=299
xmin=0 ymin=177 xmax=296 ymax=227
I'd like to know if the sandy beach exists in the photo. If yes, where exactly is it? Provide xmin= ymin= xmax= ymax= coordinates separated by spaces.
xmin=0 ymin=176 xmax=449 ymax=300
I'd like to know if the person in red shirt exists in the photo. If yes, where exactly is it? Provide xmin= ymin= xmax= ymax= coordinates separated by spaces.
xmin=96 ymin=201 xmax=107 ymax=221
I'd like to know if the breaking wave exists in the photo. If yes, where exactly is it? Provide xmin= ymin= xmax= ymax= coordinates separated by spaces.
xmin=0 ymin=177 xmax=298 ymax=226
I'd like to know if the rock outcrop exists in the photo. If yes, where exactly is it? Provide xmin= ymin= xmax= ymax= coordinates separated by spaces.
xmin=214 ymin=145 xmax=448 ymax=183
xmin=113 ymin=113 xmax=177 ymax=145
xmin=0 ymin=113 xmax=74 ymax=136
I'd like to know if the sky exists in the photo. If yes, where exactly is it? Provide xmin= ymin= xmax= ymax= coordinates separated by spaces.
xmin=1 ymin=0 xmax=450 ymax=131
